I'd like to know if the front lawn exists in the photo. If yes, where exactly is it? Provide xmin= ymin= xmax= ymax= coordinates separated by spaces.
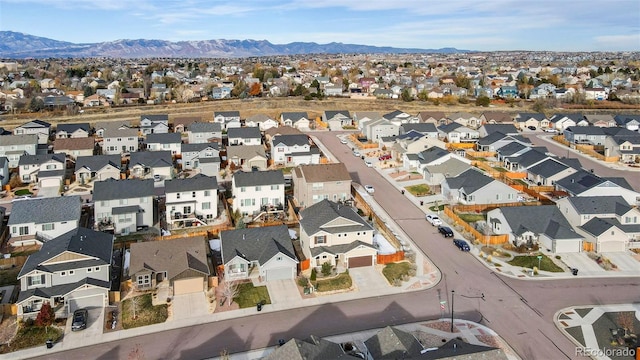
xmin=233 ymin=282 xmax=271 ymax=308
xmin=404 ymin=184 xmax=430 ymax=196
xmin=508 ymin=254 xmax=563 ymax=272
xmin=0 ymin=324 xmax=63 ymax=354
xmin=0 ymin=267 xmax=20 ymax=286
xmin=315 ymin=272 xmax=352 ymax=292
xmin=14 ymin=189 xmax=32 ymax=196
xmin=122 ymin=293 xmax=168 ymax=329
xmin=382 ymin=262 xmax=413 ymax=283
xmin=457 ymin=213 xmax=485 ymax=223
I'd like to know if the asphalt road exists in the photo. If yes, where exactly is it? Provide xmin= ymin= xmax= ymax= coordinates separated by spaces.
xmin=35 ymin=131 xmax=640 ymax=360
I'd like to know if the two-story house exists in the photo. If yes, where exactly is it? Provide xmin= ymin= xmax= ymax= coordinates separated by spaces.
xmin=0 ymin=156 xmax=9 ymax=187
xmin=280 ymin=112 xmax=310 ymax=130
xmin=232 ymin=170 xmax=285 ymax=216
xmin=188 ymin=122 xmax=222 ymax=144
xmin=16 ymin=227 xmax=113 ymax=317
xmin=18 ymin=153 xmax=66 ymax=188
xmin=0 ymin=134 xmax=38 ymax=167
xmin=299 ymin=199 xmax=376 ymax=269
xmin=213 ymin=111 xmax=241 ymax=130
xmin=8 ymin=196 xmax=82 ymax=247
xmin=128 ymin=151 xmax=173 ymax=181
xmin=226 ymin=145 xmax=268 ymax=171
xmin=364 ymin=119 xmax=400 ymax=142
xmin=245 ymin=113 xmax=279 ymax=131
xmin=93 ymin=179 xmax=155 ymax=235
xmin=53 ymin=137 xmax=94 ymax=160
xmin=13 ymin=119 xmax=51 ymax=144
xmin=292 ymin=163 xmax=352 ymax=207
xmin=140 ymin=114 xmax=169 ymax=135
xmin=442 ymin=168 xmax=519 ymax=205
xmin=514 ymin=113 xmax=549 ymax=130
xmin=172 ymin=116 xmax=200 ymax=134
xmin=227 ymin=127 xmax=262 ymax=146
xmin=270 ymin=134 xmax=320 ymax=166
xmin=55 ymin=123 xmax=91 ymax=138
xmin=164 ymin=174 xmax=218 ymax=229
xmin=181 ymin=143 xmax=220 ymax=176
xmin=563 ymin=126 xmax=607 ymax=145
xmin=322 ymin=110 xmax=352 ymax=130
xmin=75 ymin=154 xmax=121 ymax=184
xmin=437 ymin=122 xmax=479 ymax=143
xmin=554 ymin=170 xmax=640 ymax=206
xmin=145 ymin=132 xmax=182 ymax=155
xmin=102 ymin=128 xmax=139 ymax=155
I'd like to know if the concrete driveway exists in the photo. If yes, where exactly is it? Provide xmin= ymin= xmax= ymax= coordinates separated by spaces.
xmin=171 ymin=292 xmax=208 ymax=319
xmin=559 ymin=252 xmax=603 ymax=273
xmin=37 ymin=186 xmax=60 ymax=198
xmin=64 ymin=307 xmax=105 ymax=346
xmin=266 ymin=279 xmax=300 ymax=305
xmin=349 ymin=267 xmax=390 ymax=293
xmin=600 ymin=252 xmax=640 ymax=271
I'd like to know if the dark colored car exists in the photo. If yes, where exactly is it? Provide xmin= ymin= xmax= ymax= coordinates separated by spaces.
xmin=453 ymin=239 xmax=470 ymax=251
xmin=527 ymin=126 xmax=537 ymax=131
xmin=437 ymin=226 xmax=454 ymax=237
xmin=71 ymin=308 xmax=88 ymax=331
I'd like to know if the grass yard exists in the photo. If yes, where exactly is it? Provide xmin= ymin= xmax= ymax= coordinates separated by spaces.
xmin=508 ymin=254 xmax=563 ymax=272
xmin=315 ymin=272 xmax=352 ymax=292
xmin=382 ymin=262 xmax=413 ymax=283
xmin=457 ymin=213 xmax=485 ymax=223
xmin=404 ymin=184 xmax=430 ymax=196
xmin=429 ymin=204 xmax=445 ymax=212
xmin=233 ymin=282 xmax=271 ymax=308
xmin=0 ymin=267 xmax=20 ymax=286
xmin=14 ymin=189 xmax=32 ymax=196
xmin=0 ymin=325 xmax=63 ymax=354
xmin=122 ymin=293 xmax=168 ymax=329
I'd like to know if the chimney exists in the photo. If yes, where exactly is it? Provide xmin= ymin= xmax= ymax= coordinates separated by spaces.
xmin=242 ymin=234 xmax=245 ymax=240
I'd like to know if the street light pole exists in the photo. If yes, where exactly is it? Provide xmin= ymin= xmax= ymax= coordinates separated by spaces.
xmin=450 ymin=290 xmax=455 ymax=333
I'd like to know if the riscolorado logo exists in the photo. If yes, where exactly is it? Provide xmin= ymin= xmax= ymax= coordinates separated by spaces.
xmin=575 ymin=347 xmax=637 ymax=358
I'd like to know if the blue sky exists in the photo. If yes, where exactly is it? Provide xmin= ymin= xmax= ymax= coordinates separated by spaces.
xmin=1 ymin=0 xmax=639 ymax=51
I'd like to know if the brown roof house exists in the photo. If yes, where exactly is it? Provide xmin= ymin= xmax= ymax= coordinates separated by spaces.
xmin=53 ymin=137 xmax=95 ymax=159
xmin=128 ymin=237 xmax=210 ymax=296
xmin=292 ymin=163 xmax=352 ymax=207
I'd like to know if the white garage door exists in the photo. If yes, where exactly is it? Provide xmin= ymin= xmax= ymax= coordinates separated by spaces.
xmin=173 ymin=277 xmax=204 ymax=295
xmin=40 ymin=178 xmax=61 ymax=188
xmin=68 ymin=294 xmax=104 ymax=312
xmin=266 ymin=267 xmax=293 ymax=281
xmin=553 ymin=240 xmax=582 ymax=254
xmin=598 ymin=241 xmax=626 ymax=253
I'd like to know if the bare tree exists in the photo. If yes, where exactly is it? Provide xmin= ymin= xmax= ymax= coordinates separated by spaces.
xmin=220 ymin=278 xmax=240 ymax=306
xmin=130 ymin=296 xmax=140 ymax=320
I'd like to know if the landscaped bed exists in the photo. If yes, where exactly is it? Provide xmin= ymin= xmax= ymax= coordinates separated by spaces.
xmin=508 ymin=254 xmax=563 ymax=272
xmin=0 ymin=321 xmax=63 ymax=354
xmin=13 ymin=189 xmax=32 ymax=196
xmin=233 ymin=282 xmax=271 ymax=308
xmin=122 ymin=293 xmax=168 ymax=329
xmin=382 ymin=262 xmax=415 ymax=284
xmin=314 ymin=272 xmax=352 ymax=292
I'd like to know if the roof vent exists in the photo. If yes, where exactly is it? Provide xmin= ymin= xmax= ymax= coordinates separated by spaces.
xmin=242 ymin=234 xmax=245 ymax=240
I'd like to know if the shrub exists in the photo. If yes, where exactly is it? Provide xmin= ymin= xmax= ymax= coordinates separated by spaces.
xmin=321 ymin=262 xmax=332 ymax=277
xmin=392 ymin=279 xmax=402 ymax=287
xmin=555 ymin=255 xmax=561 ymax=260
xmin=297 ymin=276 xmax=309 ymax=287
xmin=35 ymin=302 xmax=55 ymax=327
xmin=310 ymin=268 xmax=317 ymax=281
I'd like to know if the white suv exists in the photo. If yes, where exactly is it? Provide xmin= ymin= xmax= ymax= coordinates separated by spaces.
xmin=426 ymin=214 xmax=442 ymax=226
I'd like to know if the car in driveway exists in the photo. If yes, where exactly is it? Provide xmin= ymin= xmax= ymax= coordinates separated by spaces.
xmin=365 ymin=160 xmax=373 ymax=167
xmin=527 ymin=125 xmax=537 ymax=131
xmin=353 ymin=150 xmax=361 ymax=157
xmin=438 ymin=226 xmax=454 ymax=237
xmin=426 ymin=214 xmax=442 ymax=226
xmin=453 ymin=239 xmax=470 ymax=251
xmin=71 ymin=308 xmax=88 ymax=331
xmin=364 ymin=185 xmax=374 ymax=194
xmin=340 ymin=138 xmax=348 ymax=144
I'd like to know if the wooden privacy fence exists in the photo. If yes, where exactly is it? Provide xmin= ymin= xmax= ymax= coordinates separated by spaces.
xmin=0 ymin=255 xmax=27 ymax=270
xmin=583 ymin=242 xmax=595 ymax=252
xmin=444 ymin=207 xmax=509 ymax=245
xmin=466 ymin=150 xmax=496 ymax=158
xmin=377 ymin=251 xmax=405 ymax=265
xmin=1 ymin=304 xmax=17 ymax=316
xmin=446 ymin=143 xmax=475 ymax=150
xmin=449 ymin=202 xmax=541 ymax=214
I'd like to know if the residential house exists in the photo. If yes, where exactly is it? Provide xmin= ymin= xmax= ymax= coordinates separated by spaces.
xmin=382 ymin=110 xmax=415 ymax=126
xmin=172 ymin=116 xmax=200 ymax=134
xmin=245 ymin=113 xmax=279 ymax=131
xmin=8 ymin=196 xmax=82 ymax=247
xmin=480 ymin=112 xmax=513 ymax=125
xmin=497 ymin=85 xmax=519 ymax=98
xmin=270 ymin=134 xmax=320 ymax=166
xmin=526 ymin=158 xmax=579 ymax=186
xmin=227 ymin=127 xmax=262 ymax=146
xmin=264 ymin=336 xmax=358 ymax=360
xmin=213 ymin=111 xmax=241 ymax=130
xmin=145 ymin=133 xmax=182 ymax=155
xmin=353 ymin=111 xmax=382 ymax=131
xmin=496 ymin=141 xmax=533 ymax=162
xmin=614 ymin=114 xmax=640 ymax=131
xmin=0 ymin=134 xmax=38 ymax=167
xmin=389 ymin=133 xmax=446 ymax=161
xmin=264 ymin=126 xmax=305 ymax=144
xmin=102 ymin=128 xmax=139 ymax=155
xmin=292 ymin=163 xmax=351 ymax=207
xmin=0 ymin=156 xmax=9 ymax=186
xmin=403 ymin=146 xmax=453 ymax=171
xmin=299 ymin=199 xmax=376 ymax=269
xmin=476 ymin=133 xmax=530 ymax=152
xmin=75 ymin=154 xmax=121 ymax=184
xmin=188 ymin=122 xmax=222 ymax=144
xmin=449 ymin=112 xmax=481 ymax=129
xmin=417 ymin=111 xmax=448 ymax=125
xmin=555 ymin=170 xmax=640 ymax=206
xmin=16 ymin=227 xmax=113 ymax=317
xmin=18 ymin=153 xmax=66 ymax=188
xmin=549 ymin=113 xmax=583 ymax=131
xmin=578 ymin=218 xmax=636 ymax=253
xmin=53 ymin=137 xmax=94 ymax=159
xmin=280 ymin=112 xmax=310 ymax=130
xmin=322 ymin=110 xmax=352 ymax=130
xmin=514 ymin=113 xmax=549 ymax=130
xmin=181 ymin=143 xmax=220 ymax=176
xmin=94 ymin=121 xmax=131 ymax=138
xmin=227 ymin=145 xmax=268 ymax=171
xmin=584 ymin=88 xmax=607 ymax=101
xmin=563 ymin=126 xmax=606 ymax=145
xmin=220 ymin=225 xmax=298 ymax=281
xmin=232 ymin=170 xmax=285 ymax=216
xmin=487 ymin=205 xmax=582 ymax=253
xmin=164 ymin=174 xmax=218 ymax=229
xmin=583 ymin=114 xmax=616 ymax=128
xmin=422 ymin=158 xmax=472 ymax=186
xmin=437 ymin=122 xmax=479 ymax=143
xmin=140 ymin=114 xmax=169 ymax=135
xmin=55 ymin=123 xmax=90 ymax=138
xmin=13 ymin=119 xmax=51 ymax=144
xmin=399 ymin=123 xmax=438 ymax=138
xmin=93 ymin=179 xmax=155 ymax=235
xmin=211 ymin=86 xmax=232 ymax=99
xmin=364 ymin=119 xmax=400 ymax=142
xmin=129 ymin=236 xmax=210 ymax=295
xmin=442 ymin=168 xmax=519 ymax=205
xmin=478 ymin=123 xmax=519 ymax=138
xmin=363 ymin=326 xmax=425 ymax=360
xmin=129 ymin=151 xmax=173 ymax=181
xmin=529 ymin=83 xmax=556 ymax=99
xmin=610 ymin=135 xmax=640 ymax=163
xmin=502 ymin=147 xmax=550 ymax=172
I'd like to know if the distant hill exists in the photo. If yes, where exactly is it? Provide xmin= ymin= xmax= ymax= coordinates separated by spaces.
xmin=0 ymin=31 xmax=472 ymax=58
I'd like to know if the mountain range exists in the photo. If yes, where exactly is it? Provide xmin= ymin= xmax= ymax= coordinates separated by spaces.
xmin=0 ymin=31 xmax=471 ymax=58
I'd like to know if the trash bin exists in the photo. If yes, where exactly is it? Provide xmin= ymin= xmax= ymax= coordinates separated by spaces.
xmin=401 ymin=190 xmax=405 ymax=195
xmin=46 ymin=339 xmax=53 ymax=349
xmin=257 ymin=302 xmax=263 ymax=311
xmin=278 ymin=339 xmax=286 ymax=346
xmin=420 ymin=201 xmax=424 ymax=206
xmin=572 ymin=268 xmax=579 ymax=276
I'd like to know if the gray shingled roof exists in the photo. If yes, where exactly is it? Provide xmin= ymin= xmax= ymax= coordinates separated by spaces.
xmin=93 ymin=178 xmax=155 ymax=200
xmin=495 ymin=205 xmax=578 ymax=240
xmin=424 ymin=158 xmax=471 ymax=177
xmin=444 ymin=168 xmax=493 ymax=194
xmin=104 ymin=128 xmax=139 ymax=138
xmin=477 ymin=131 xmax=508 ymax=145
xmin=17 ymin=278 xmax=111 ymax=303
xmin=364 ymin=326 xmax=424 ymax=360
xmin=422 ymin=338 xmax=505 ymax=359
xmin=272 ymin=134 xmax=309 ymax=146
xmin=299 ymin=199 xmax=372 ymax=236
xmin=507 ymin=149 xmax=548 ymax=168
xmin=227 ymin=127 xmax=262 ymax=140
xmin=580 ymin=217 xmax=618 ymax=237
xmin=516 ymin=112 xmax=547 ymax=122
xmin=17 ymin=153 xmax=65 ymax=166
xmin=8 ymin=196 xmax=82 ymax=226
xmin=75 ymin=154 xmax=121 ymax=172
xmin=165 ymin=174 xmax=218 ymax=193
xmin=214 ymin=111 xmax=240 ymax=117
xmin=56 ymin=123 xmax=90 ymax=133
xmin=146 ymin=132 xmax=181 ymax=144
xmin=310 ymin=240 xmax=376 ymax=257
xmin=18 ymin=227 xmax=113 ymax=277
xmin=281 ymin=112 xmax=308 ymax=122
xmin=417 ymin=147 xmax=450 ymax=165
xmin=295 ymin=163 xmax=351 ymax=183
xmin=226 ymin=145 xmax=266 ymax=160
xmin=400 ymin=123 xmax=437 ymax=134
xmin=220 ymin=225 xmax=297 ymax=264
xmin=191 ymin=122 xmax=221 ymax=132
xmin=264 ymin=336 xmax=354 ymax=360
xmin=555 ymin=170 xmax=611 ymax=195
xmin=526 ymin=158 xmax=569 ymax=178
xmin=233 ymin=170 xmax=284 ymax=187
xmin=496 ymin=142 xmax=529 ymax=157
xmin=0 ymin=134 xmax=38 ymax=146
xmin=565 ymin=126 xmax=605 ymax=135
xmin=129 ymin=236 xmax=210 ymax=280
xmin=438 ymin=122 xmax=464 ymax=133
xmin=181 ymin=142 xmax=219 ymax=153
xmin=130 ymin=151 xmax=172 ymax=168
xmin=141 ymin=114 xmax=168 ymax=122
xmin=481 ymin=123 xmax=518 ymax=135
xmin=566 ymin=196 xmax=629 ymax=215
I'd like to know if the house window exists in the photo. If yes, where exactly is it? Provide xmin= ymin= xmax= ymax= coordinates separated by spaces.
xmin=204 ymin=190 xmax=211 ymax=196
xmin=202 ymin=202 xmax=211 ymax=210
xmin=137 ymin=274 xmax=151 ymax=286
xmin=119 ymin=199 xmax=128 ymax=205
xmin=95 ymin=267 xmax=100 ymax=272
xmin=14 ymin=226 xmax=29 ymax=236
xmin=69 ymin=270 xmax=75 ymax=275
xmin=177 ymin=193 xmax=181 ymax=199
xmin=41 ymin=223 xmax=54 ymax=231
xmin=241 ymin=187 xmax=246 ymax=193
xmin=192 ymin=191 xmax=196 ymax=198
xmin=271 ymin=185 xmax=279 ymax=190
xmin=87 ymin=268 xmax=93 ymax=273
xmin=29 ymin=275 xmax=44 ymax=286
xmin=60 ymin=271 xmax=66 ymax=276
xmin=255 ymin=186 xmax=261 ymax=191
xmin=314 ymin=235 xmax=326 ymax=245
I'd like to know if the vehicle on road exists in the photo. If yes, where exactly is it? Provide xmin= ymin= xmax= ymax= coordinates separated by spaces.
xmin=364 ymin=185 xmax=374 ymax=193
xmin=365 ymin=160 xmax=373 ymax=167
xmin=340 ymin=138 xmax=348 ymax=144
xmin=453 ymin=239 xmax=470 ymax=251
xmin=353 ymin=150 xmax=361 ymax=157
xmin=438 ymin=226 xmax=454 ymax=237
xmin=426 ymin=214 xmax=442 ymax=226
xmin=72 ymin=308 xmax=88 ymax=331
xmin=544 ymin=128 xmax=557 ymax=133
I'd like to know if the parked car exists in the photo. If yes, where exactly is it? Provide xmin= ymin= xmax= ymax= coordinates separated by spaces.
xmin=527 ymin=126 xmax=537 ymax=131
xmin=340 ymin=138 xmax=348 ymax=144
xmin=353 ymin=150 xmax=361 ymax=157
xmin=153 ymin=174 xmax=162 ymax=182
xmin=426 ymin=214 xmax=442 ymax=226
xmin=438 ymin=226 xmax=454 ymax=237
xmin=453 ymin=239 xmax=470 ymax=251
xmin=364 ymin=185 xmax=375 ymax=194
xmin=365 ymin=160 xmax=373 ymax=167
xmin=378 ymin=154 xmax=392 ymax=161
xmin=71 ymin=308 xmax=88 ymax=331
xmin=544 ymin=128 xmax=557 ymax=133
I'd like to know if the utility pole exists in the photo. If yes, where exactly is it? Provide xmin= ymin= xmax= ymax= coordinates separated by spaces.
xmin=450 ymin=290 xmax=455 ymax=333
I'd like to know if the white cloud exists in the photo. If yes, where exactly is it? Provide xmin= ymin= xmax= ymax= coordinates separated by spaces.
xmin=594 ymin=34 xmax=640 ymax=50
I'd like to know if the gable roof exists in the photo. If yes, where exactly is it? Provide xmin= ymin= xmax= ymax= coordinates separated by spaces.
xmin=580 ymin=217 xmax=620 ymax=237
xmin=400 ymin=123 xmax=438 ymax=134
xmin=526 ymin=158 xmax=570 ymax=178
xmin=93 ymin=178 xmax=155 ymax=201
xmin=129 ymin=236 xmax=209 ymax=279
xmin=364 ymin=326 xmax=424 ymax=360
xmin=416 ymin=147 xmax=450 ymax=164
xmin=417 ymin=111 xmax=447 ymax=121
xmin=423 ymin=158 xmax=471 ymax=177
xmin=272 ymin=134 xmax=309 ymax=147
xmin=220 ymin=225 xmax=297 ymax=264
xmin=56 ymin=123 xmax=90 ymax=133
xmin=17 ymin=119 xmax=51 ymax=129
xmin=564 ymin=126 xmax=605 ymax=136
xmin=227 ymin=145 xmax=266 ymax=160
xmin=438 ymin=122 xmax=464 ymax=133
xmin=445 ymin=168 xmax=494 ymax=194
xmin=496 ymin=141 xmax=529 ymax=157
xmin=130 ymin=151 xmax=172 ymax=168
xmin=146 ymin=132 xmax=181 ymax=144
xmin=554 ymin=171 xmax=634 ymax=195
xmin=515 ymin=112 xmax=547 ymax=122
xmin=507 ymin=149 xmax=549 ymax=168
xmin=75 ymin=154 xmax=121 ymax=172
xmin=18 ymin=153 xmax=66 ymax=166
xmin=324 ymin=110 xmax=350 ymax=120
xmin=191 ymin=122 xmax=222 ymax=133
xmin=264 ymin=126 xmax=304 ymax=137
xmin=227 ymin=127 xmax=262 ymax=139
xmin=299 ymin=199 xmax=372 ymax=236
xmin=481 ymin=123 xmax=519 ymax=135
xmin=493 ymin=205 xmax=578 ymax=239
xmin=104 ymin=128 xmax=138 ymax=138
xmin=165 ymin=174 xmax=217 ymax=193
xmin=181 ymin=142 xmax=219 ymax=153
xmin=417 ymin=338 xmax=504 ymax=359
xmin=281 ymin=112 xmax=309 ymax=122
xmin=233 ymin=170 xmax=284 ymax=187
xmin=214 ymin=110 xmax=240 ymax=118
xmin=140 ymin=114 xmax=168 ymax=122
xmin=566 ymin=195 xmax=630 ymax=215
xmin=264 ymin=336 xmax=354 ymax=360
xmin=246 ymin=113 xmax=275 ymax=123
xmin=18 ymin=227 xmax=113 ymax=277
xmin=481 ymin=112 xmax=513 ymax=123
xmin=0 ymin=134 xmax=38 ymax=146
xmin=8 ymin=195 xmax=82 ymax=226
xmin=53 ymin=137 xmax=94 ymax=151
xmin=294 ymin=163 xmax=351 ymax=183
